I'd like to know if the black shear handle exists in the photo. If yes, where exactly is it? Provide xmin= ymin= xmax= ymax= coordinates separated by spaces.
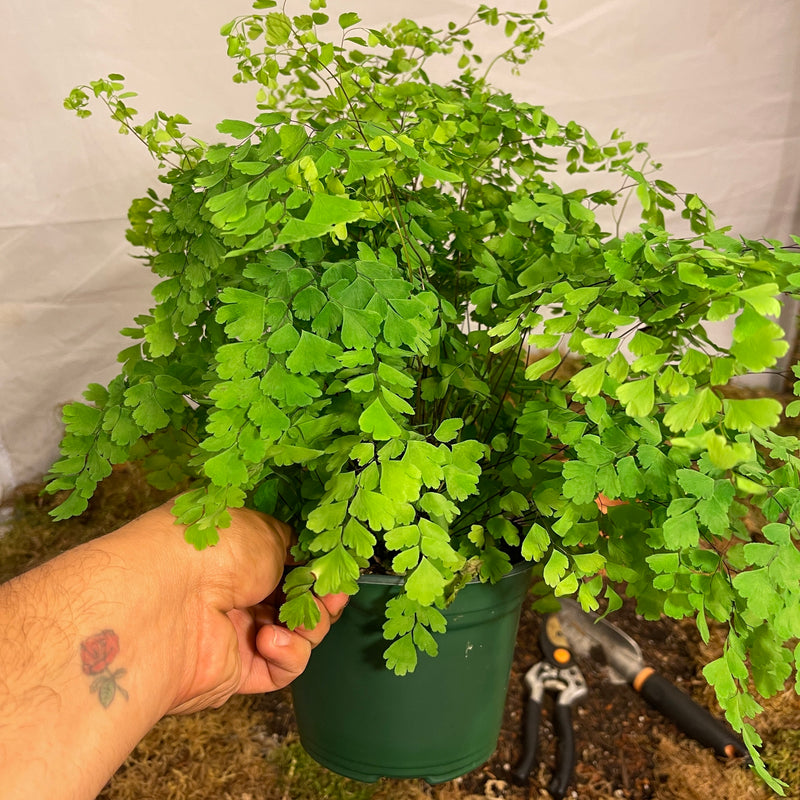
xmin=511 ymin=697 xmax=542 ymax=784
xmin=512 ymin=698 xmax=577 ymax=798
xmin=636 ymin=670 xmax=751 ymax=762
xmin=548 ymin=701 xmax=577 ymax=800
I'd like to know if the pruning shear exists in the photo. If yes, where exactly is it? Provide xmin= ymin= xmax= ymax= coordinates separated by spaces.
xmin=512 ymin=614 xmax=588 ymax=799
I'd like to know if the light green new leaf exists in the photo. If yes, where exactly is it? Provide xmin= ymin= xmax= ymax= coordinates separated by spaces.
xmin=703 ymin=432 xmax=754 ymax=470
xmin=572 ymin=551 xmax=606 ymax=574
xmin=124 ymin=383 xmax=170 ymax=432
xmin=702 ymin=656 xmax=737 ymax=705
xmin=413 ymin=623 xmax=439 ymax=658
xmin=629 ymin=331 xmax=662 ymax=356
xmin=657 ymin=367 xmax=691 ymax=397
xmin=616 ymin=455 xmax=645 ymax=495
xmin=525 ymin=350 xmax=561 ymax=381
xmin=508 ymin=198 xmax=537 ymax=223
xmin=384 ymin=633 xmax=417 ymax=676
xmin=265 ymin=12 xmax=292 ymax=45
xmin=418 ymin=159 xmax=463 ymax=184
xmin=664 ymin=388 xmax=722 ymax=432
xmin=575 ymin=436 xmax=614 ymax=467
xmin=384 ymin=524 xmax=420 ymax=551
xmin=419 ymin=518 xmax=464 ymax=568
xmin=293 ymin=285 xmax=327 ymax=320
xmin=204 ymin=447 xmax=249 ymax=487
xmin=663 ymin=510 xmax=700 ymax=549
xmin=261 ymin=363 xmax=322 ymax=407
xmin=677 ymin=261 xmax=709 ymax=288
xmin=48 ymin=491 xmax=90 ymax=521
xmin=349 ymin=488 xmax=398 ymax=530
xmin=731 ymin=307 xmax=788 ymax=372
xmin=275 ymin=217 xmax=331 ymax=245
xmin=345 ymin=374 xmax=375 ymax=396
xmin=380 ymin=459 xmax=422 ymax=503
xmin=279 ymin=591 xmax=321 ymax=631
xmin=722 ymin=398 xmax=782 ymax=432
xmin=569 ymin=361 xmax=606 ymax=397
xmin=304 ymin=193 xmax=365 ymax=226
xmin=434 ymin=418 xmax=463 ymax=442
xmin=311 ymin=544 xmax=360 ymax=595
xmin=342 ymin=518 xmax=376 ymax=560
xmin=695 ymin=480 xmax=735 ymax=535
xmin=338 ymin=11 xmax=361 ymax=28
xmin=521 ymin=523 xmax=550 ymax=561
xmin=734 ymin=283 xmax=781 ymax=317
xmin=377 ymin=361 xmax=416 ymax=390
xmin=381 ymin=386 xmax=414 ymax=414
xmin=442 ymin=464 xmax=480 ymax=501
xmin=216 ymin=119 xmax=257 ymax=139
xmin=265 ymin=323 xmax=300 ymax=353
xmin=383 ymin=596 xmax=415 ymax=638
xmin=285 ymin=331 xmax=343 ymax=374
xmin=419 ymin=491 xmax=459 ymax=522
xmin=341 ymin=307 xmax=382 ymax=349
xmin=480 ymin=546 xmax=512 ymax=582
xmin=616 ymin=377 xmax=655 ymax=418
xmin=554 ymin=573 xmax=579 ymax=597
xmin=679 ymin=349 xmax=710 ymax=376
xmin=403 ymin=440 xmax=445 ymax=487
xmin=206 ymin=184 xmax=249 ymax=226
xmin=543 ymin=549 xmax=569 ymax=587
xmin=405 ymin=557 xmax=446 ymax=605
xmin=306 ymin=500 xmax=348 ymax=533
xmin=647 ymin=552 xmax=680 ymax=574
xmin=359 ymin=398 xmax=402 ymax=439
xmin=582 ymin=337 xmax=619 ymax=358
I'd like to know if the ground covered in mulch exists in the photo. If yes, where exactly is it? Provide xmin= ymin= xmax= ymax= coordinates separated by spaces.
xmin=1 ymin=464 xmax=798 ymax=800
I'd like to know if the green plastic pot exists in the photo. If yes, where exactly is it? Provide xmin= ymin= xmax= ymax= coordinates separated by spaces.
xmin=290 ymin=562 xmax=532 ymax=783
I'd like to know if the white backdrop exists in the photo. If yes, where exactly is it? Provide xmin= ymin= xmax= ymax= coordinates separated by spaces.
xmin=1 ymin=1 xmax=799 ymax=498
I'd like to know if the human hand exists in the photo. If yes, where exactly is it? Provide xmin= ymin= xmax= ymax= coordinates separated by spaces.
xmin=118 ymin=503 xmax=348 ymax=715
xmin=0 ymin=499 xmax=347 ymax=800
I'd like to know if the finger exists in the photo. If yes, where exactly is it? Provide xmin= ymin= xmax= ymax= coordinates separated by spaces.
xmin=288 ymin=593 xmax=349 ymax=648
xmin=320 ymin=592 xmax=350 ymax=623
xmin=246 ymin=592 xmax=345 ymax=645
xmin=238 ymin=594 xmax=348 ymax=694
xmin=251 ymin=600 xmax=278 ymax=627
xmin=239 ymin=626 xmax=313 ymax=693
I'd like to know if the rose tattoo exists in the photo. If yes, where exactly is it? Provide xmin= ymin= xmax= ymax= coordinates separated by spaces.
xmin=80 ymin=630 xmax=128 ymax=708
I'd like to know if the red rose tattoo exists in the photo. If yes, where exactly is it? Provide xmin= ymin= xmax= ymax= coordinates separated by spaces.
xmin=81 ymin=630 xmax=119 ymax=675
xmin=80 ymin=630 xmax=128 ymax=708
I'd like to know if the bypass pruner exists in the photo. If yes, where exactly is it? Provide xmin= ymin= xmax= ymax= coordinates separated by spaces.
xmin=511 ymin=614 xmax=588 ymax=799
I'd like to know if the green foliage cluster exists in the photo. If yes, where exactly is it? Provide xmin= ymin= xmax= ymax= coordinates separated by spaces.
xmin=52 ymin=1 xmax=800 ymax=786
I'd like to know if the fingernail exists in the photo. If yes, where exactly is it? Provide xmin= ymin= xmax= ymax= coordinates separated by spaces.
xmin=272 ymin=626 xmax=292 ymax=647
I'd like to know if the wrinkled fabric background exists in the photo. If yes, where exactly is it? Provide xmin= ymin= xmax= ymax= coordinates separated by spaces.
xmin=1 ymin=0 xmax=799 ymax=498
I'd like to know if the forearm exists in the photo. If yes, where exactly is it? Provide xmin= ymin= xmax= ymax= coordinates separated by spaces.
xmin=0 ymin=503 xmax=341 ymax=799
xmin=0 ymin=519 xmax=188 ymax=799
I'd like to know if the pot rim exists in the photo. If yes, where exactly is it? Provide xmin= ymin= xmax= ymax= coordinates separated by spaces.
xmin=357 ymin=560 xmax=532 ymax=586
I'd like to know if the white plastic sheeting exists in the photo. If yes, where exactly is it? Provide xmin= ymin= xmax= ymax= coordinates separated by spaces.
xmin=1 ymin=0 xmax=799 ymax=497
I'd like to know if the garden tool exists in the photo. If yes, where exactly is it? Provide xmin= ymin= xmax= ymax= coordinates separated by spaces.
xmin=556 ymin=597 xmax=751 ymax=763
xmin=512 ymin=614 xmax=588 ymax=799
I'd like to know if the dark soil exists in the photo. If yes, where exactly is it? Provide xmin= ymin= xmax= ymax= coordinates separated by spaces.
xmin=1 ymin=465 xmax=797 ymax=800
